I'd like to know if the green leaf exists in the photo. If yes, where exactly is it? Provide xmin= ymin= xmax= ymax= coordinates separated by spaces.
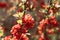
xmin=19 ymin=12 xmax=24 ymax=17
xmin=52 ymin=0 xmax=56 ymax=3
xmin=21 ymin=5 xmax=25 ymax=10
xmin=0 ymin=38 xmax=2 ymax=40
xmin=17 ymin=20 xmax=22 ymax=24
xmin=0 ymin=30 xmax=3 ymax=37
xmin=19 ymin=3 xmax=23 ymax=6
xmin=13 ymin=14 xmax=19 ymax=18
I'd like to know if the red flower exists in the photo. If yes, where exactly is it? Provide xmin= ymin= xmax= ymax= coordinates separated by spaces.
xmin=4 ymin=35 xmax=12 ymax=40
xmin=49 ymin=16 xmax=58 ymax=27
xmin=0 ymin=2 xmax=7 ymax=8
xmin=22 ymin=14 xmax=34 ymax=29
xmin=47 ymin=29 xmax=54 ymax=34
xmin=13 ymin=34 xmax=29 ymax=40
xmin=40 ymin=1 xmax=45 ymax=8
xmin=39 ymin=37 xmax=44 ymax=40
xmin=20 ymin=34 xmax=29 ymax=40
xmin=10 ymin=24 xmax=21 ymax=35
xmin=38 ymin=19 xmax=45 ymax=30
xmin=49 ymin=8 xmax=53 ymax=13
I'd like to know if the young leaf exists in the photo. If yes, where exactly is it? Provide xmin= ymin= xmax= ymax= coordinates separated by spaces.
xmin=17 ymin=20 xmax=22 ymax=25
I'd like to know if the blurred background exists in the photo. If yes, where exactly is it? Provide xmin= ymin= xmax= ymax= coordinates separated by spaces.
xmin=0 ymin=0 xmax=60 ymax=40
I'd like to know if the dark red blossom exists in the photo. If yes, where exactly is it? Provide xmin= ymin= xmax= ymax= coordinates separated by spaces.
xmin=0 ymin=2 xmax=7 ymax=8
xmin=40 ymin=1 xmax=45 ymax=8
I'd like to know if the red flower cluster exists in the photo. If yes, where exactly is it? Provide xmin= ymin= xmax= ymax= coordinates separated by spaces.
xmin=38 ymin=16 xmax=58 ymax=40
xmin=22 ymin=14 xmax=34 ymax=29
xmin=10 ymin=14 xmax=34 ymax=40
xmin=45 ymin=16 xmax=58 ymax=29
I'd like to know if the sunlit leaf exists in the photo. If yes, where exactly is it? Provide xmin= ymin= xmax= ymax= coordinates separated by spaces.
xmin=17 ymin=20 xmax=22 ymax=24
xmin=0 ymin=30 xmax=3 ymax=37
xmin=18 ymin=12 xmax=24 ymax=17
xmin=13 ymin=14 xmax=19 ymax=18
xmin=21 ymin=5 xmax=25 ymax=10
xmin=19 ymin=2 xmax=23 ymax=6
